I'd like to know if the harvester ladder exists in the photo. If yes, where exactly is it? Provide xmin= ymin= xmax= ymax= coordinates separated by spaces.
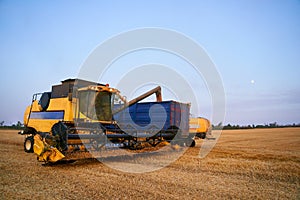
xmin=25 ymin=93 xmax=42 ymax=126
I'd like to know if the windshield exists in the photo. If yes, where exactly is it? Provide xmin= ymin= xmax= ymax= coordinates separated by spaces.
xmin=78 ymin=90 xmax=112 ymax=121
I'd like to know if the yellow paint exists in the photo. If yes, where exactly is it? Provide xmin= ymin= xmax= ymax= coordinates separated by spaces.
xmin=189 ymin=117 xmax=211 ymax=134
xmin=33 ymin=134 xmax=65 ymax=162
xmin=24 ymin=84 xmax=118 ymax=133
xmin=33 ymin=134 xmax=45 ymax=156
xmin=25 ymin=98 xmax=72 ymax=132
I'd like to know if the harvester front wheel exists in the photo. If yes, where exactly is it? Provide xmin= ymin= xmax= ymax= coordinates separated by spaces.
xmin=24 ymin=136 xmax=34 ymax=153
xmin=190 ymin=140 xmax=196 ymax=147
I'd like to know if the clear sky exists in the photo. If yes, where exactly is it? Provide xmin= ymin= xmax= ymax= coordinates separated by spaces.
xmin=1 ymin=0 xmax=299 ymax=125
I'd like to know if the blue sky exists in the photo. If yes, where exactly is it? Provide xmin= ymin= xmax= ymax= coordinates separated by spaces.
xmin=1 ymin=0 xmax=299 ymax=125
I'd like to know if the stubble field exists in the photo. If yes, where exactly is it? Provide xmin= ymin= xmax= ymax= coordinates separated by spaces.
xmin=1 ymin=128 xmax=299 ymax=199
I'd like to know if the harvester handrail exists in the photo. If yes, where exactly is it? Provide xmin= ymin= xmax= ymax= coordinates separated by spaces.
xmin=26 ymin=93 xmax=43 ymax=127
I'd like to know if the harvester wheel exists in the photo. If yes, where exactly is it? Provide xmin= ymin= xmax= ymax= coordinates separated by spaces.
xmin=24 ymin=136 xmax=34 ymax=153
xmin=190 ymin=140 xmax=196 ymax=147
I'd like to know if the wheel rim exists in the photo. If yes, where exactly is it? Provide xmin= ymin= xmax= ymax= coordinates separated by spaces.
xmin=25 ymin=139 xmax=32 ymax=150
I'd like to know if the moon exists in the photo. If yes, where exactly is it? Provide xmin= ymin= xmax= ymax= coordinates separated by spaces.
xmin=251 ymin=80 xmax=255 ymax=84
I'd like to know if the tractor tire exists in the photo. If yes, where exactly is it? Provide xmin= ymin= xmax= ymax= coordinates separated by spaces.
xmin=190 ymin=140 xmax=196 ymax=147
xmin=24 ymin=136 xmax=34 ymax=153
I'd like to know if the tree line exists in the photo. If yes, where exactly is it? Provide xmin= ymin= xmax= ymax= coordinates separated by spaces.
xmin=213 ymin=122 xmax=300 ymax=130
xmin=0 ymin=121 xmax=24 ymax=130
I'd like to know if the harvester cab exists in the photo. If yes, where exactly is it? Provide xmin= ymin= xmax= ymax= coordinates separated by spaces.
xmin=75 ymin=85 xmax=124 ymax=122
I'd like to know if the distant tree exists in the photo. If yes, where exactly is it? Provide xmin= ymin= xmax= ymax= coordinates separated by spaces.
xmin=223 ymin=124 xmax=232 ymax=130
xmin=0 ymin=121 xmax=4 ymax=126
xmin=16 ymin=121 xmax=23 ymax=128
xmin=234 ymin=125 xmax=240 ymax=129
xmin=212 ymin=122 xmax=223 ymax=130
xmin=269 ymin=122 xmax=277 ymax=128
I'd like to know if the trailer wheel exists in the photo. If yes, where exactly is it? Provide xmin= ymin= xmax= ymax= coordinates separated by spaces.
xmin=24 ymin=136 xmax=34 ymax=153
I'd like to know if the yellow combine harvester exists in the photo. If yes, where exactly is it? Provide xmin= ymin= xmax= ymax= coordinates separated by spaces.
xmin=19 ymin=78 xmax=202 ymax=163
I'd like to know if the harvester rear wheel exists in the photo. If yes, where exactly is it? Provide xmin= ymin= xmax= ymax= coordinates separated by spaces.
xmin=24 ymin=136 xmax=34 ymax=153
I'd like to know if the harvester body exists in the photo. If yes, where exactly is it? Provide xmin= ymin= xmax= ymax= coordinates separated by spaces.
xmin=20 ymin=79 xmax=192 ymax=163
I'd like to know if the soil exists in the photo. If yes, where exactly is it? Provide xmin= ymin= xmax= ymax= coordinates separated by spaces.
xmin=1 ymin=128 xmax=299 ymax=199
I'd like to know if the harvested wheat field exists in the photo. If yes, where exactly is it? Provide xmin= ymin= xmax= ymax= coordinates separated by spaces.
xmin=1 ymin=128 xmax=299 ymax=199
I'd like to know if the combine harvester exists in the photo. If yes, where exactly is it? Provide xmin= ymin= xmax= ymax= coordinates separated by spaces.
xmin=19 ymin=79 xmax=211 ymax=163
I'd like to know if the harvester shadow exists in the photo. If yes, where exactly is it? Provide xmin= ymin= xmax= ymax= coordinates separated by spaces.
xmin=42 ymin=157 xmax=101 ymax=167
xmin=95 ymin=150 xmax=162 ymax=162
xmin=43 ymin=147 xmax=183 ymax=167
